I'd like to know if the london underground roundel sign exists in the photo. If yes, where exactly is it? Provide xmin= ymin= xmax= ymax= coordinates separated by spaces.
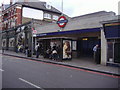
xmin=57 ymin=16 xmax=68 ymax=28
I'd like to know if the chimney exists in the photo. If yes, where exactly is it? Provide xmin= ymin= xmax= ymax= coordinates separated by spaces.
xmin=10 ymin=0 xmax=13 ymax=5
xmin=24 ymin=0 xmax=29 ymax=2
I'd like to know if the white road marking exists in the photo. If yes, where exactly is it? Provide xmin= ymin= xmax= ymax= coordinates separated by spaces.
xmin=19 ymin=78 xmax=44 ymax=89
xmin=0 ymin=69 xmax=4 ymax=72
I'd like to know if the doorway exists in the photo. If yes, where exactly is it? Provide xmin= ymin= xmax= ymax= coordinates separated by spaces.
xmin=77 ymin=37 xmax=100 ymax=57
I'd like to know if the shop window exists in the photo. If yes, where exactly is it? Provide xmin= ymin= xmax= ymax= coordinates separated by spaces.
xmin=114 ymin=43 xmax=120 ymax=63
xmin=11 ymin=18 xmax=16 ymax=27
xmin=17 ymin=32 xmax=25 ymax=45
xmin=107 ymin=42 xmax=114 ymax=62
xmin=9 ymin=38 xmax=14 ymax=47
xmin=2 ymin=39 xmax=6 ymax=47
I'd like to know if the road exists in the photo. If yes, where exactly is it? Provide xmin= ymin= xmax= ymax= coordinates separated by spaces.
xmin=2 ymin=55 xmax=119 ymax=89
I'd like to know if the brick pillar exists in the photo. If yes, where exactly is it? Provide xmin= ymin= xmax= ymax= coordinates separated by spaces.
xmin=16 ymin=6 xmax=22 ymax=25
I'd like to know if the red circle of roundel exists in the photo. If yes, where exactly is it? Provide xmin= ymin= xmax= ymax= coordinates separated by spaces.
xmin=57 ymin=16 xmax=68 ymax=28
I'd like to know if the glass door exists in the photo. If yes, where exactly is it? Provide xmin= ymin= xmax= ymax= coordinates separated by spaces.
xmin=114 ymin=43 xmax=120 ymax=63
xmin=107 ymin=42 xmax=114 ymax=62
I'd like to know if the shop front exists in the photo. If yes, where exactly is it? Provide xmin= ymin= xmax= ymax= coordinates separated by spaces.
xmin=35 ymin=27 xmax=101 ymax=61
xmin=103 ymin=20 xmax=120 ymax=66
xmin=2 ymin=22 xmax=32 ymax=53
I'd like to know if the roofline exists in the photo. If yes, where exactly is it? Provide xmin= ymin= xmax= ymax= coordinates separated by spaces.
xmin=100 ymin=19 xmax=120 ymax=24
xmin=22 ymin=4 xmax=61 ymax=14
xmin=71 ymin=11 xmax=116 ymax=19
xmin=36 ymin=27 xmax=101 ymax=37
xmin=2 ymin=2 xmax=62 ymax=15
xmin=2 ymin=3 xmax=20 ymax=13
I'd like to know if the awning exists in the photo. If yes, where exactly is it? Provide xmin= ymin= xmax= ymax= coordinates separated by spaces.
xmin=36 ymin=27 xmax=101 ymax=37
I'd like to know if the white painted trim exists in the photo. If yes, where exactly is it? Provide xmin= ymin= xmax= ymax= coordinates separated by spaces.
xmin=101 ymin=28 xmax=107 ymax=65
xmin=19 ymin=78 xmax=43 ymax=89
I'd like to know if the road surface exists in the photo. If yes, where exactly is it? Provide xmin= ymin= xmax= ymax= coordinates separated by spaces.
xmin=2 ymin=55 xmax=119 ymax=89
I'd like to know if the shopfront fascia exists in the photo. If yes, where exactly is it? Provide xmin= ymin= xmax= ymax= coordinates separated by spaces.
xmin=35 ymin=27 xmax=101 ymax=60
xmin=103 ymin=21 xmax=120 ymax=66
xmin=2 ymin=22 xmax=32 ymax=52
xmin=2 ymin=28 xmax=15 ymax=50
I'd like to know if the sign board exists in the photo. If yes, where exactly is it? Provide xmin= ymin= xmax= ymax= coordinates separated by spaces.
xmin=33 ymin=30 xmax=37 ymax=34
xmin=57 ymin=16 xmax=68 ymax=28
xmin=63 ymin=40 xmax=72 ymax=60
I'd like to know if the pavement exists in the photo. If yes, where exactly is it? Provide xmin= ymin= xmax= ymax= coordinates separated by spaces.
xmin=1 ymin=50 xmax=120 ymax=76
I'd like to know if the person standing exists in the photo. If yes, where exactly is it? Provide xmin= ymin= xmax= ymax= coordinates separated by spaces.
xmin=93 ymin=44 xmax=100 ymax=64
xmin=35 ymin=43 xmax=40 ymax=58
xmin=93 ymin=44 xmax=98 ymax=59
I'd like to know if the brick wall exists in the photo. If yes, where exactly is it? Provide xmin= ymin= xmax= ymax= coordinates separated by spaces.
xmin=16 ymin=7 xmax=22 ymax=25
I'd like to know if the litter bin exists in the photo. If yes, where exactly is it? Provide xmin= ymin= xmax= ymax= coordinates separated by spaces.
xmin=27 ymin=49 xmax=31 ymax=57
xmin=95 ymin=48 xmax=101 ymax=64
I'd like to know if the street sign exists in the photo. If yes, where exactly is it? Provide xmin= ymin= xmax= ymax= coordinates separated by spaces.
xmin=32 ymin=27 xmax=37 ymax=34
xmin=33 ymin=30 xmax=37 ymax=34
xmin=57 ymin=16 xmax=68 ymax=28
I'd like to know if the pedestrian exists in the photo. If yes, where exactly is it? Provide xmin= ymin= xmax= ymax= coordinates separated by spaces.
xmin=93 ymin=44 xmax=99 ymax=60
xmin=17 ymin=44 xmax=21 ymax=53
xmin=2 ymin=47 xmax=4 ymax=53
xmin=25 ymin=45 xmax=28 ymax=56
xmin=44 ymin=47 xmax=51 ymax=58
xmin=35 ymin=43 xmax=40 ymax=58
xmin=52 ymin=49 xmax=58 ymax=61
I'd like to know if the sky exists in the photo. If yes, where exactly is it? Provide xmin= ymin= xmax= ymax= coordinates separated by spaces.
xmin=0 ymin=0 xmax=120 ymax=17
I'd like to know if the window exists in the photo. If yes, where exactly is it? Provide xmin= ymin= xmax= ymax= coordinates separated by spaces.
xmin=8 ymin=20 xmax=11 ymax=28
xmin=11 ymin=18 xmax=15 ymax=27
xmin=53 ymin=15 xmax=59 ymax=21
xmin=44 ymin=13 xmax=51 ymax=19
xmin=22 ymin=7 xmax=43 ymax=20
xmin=9 ymin=38 xmax=14 ymax=47
xmin=14 ymin=8 xmax=16 ymax=15
xmin=2 ymin=39 xmax=6 ymax=47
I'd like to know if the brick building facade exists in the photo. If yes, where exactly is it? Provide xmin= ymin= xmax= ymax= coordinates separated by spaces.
xmin=1 ymin=0 xmax=62 ymax=31
xmin=1 ymin=0 xmax=62 ymax=52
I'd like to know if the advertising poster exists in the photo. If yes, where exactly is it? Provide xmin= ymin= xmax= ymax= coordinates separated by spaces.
xmin=63 ymin=40 xmax=72 ymax=59
xmin=72 ymin=41 xmax=77 ymax=50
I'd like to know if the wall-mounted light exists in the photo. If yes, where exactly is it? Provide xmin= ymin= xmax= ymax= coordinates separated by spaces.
xmin=82 ymin=38 xmax=88 ymax=40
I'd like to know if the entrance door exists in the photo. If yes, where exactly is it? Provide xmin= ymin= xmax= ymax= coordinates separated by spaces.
xmin=107 ymin=40 xmax=120 ymax=63
xmin=77 ymin=37 xmax=100 ymax=57
xmin=114 ymin=43 xmax=120 ymax=63
xmin=107 ymin=42 xmax=114 ymax=62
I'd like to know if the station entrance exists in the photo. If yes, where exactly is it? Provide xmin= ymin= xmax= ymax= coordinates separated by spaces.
xmin=35 ymin=29 xmax=101 ymax=61
xmin=77 ymin=37 xmax=100 ymax=58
